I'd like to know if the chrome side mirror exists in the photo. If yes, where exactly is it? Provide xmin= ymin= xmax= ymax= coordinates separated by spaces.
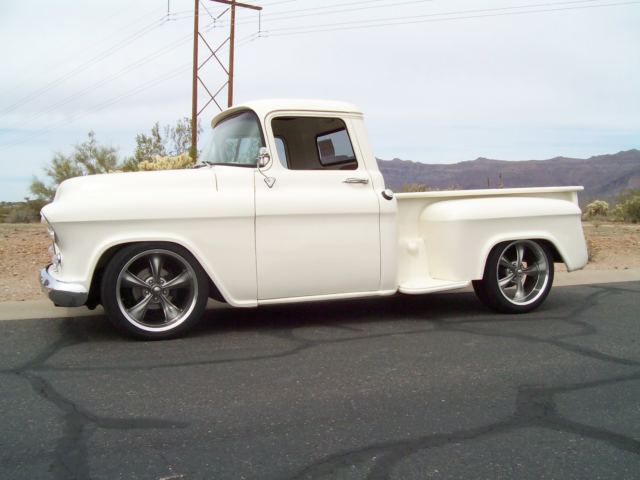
xmin=256 ymin=147 xmax=276 ymax=188
xmin=257 ymin=147 xmax=271 ymax=168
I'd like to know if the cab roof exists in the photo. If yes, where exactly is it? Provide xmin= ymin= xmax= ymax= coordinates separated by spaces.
xmin=211 ymin=99 xmax=363 ymax=127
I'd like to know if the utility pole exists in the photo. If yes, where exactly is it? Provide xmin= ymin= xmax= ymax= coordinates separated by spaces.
xmin=191 ymin=0 xmax=262 ymax=158
xmin=227 ymin=0 xmax=236 ymax=108
xmin=191 ymin=0 xmax=199 ymax=160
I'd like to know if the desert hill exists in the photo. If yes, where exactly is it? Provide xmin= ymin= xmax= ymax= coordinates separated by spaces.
xmin=377 ymin=149 xmax=640 ymax=202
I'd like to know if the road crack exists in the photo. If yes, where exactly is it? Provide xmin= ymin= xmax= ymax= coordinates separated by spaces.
xmin=5 ymin=318 xmax=187 ymax=480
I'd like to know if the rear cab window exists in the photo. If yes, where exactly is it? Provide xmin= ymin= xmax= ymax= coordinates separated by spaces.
xmin=316 ymin=128 xmax=356 ymax=167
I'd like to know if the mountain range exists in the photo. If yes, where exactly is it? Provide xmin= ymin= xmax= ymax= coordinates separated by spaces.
xmin=377 ymin=149 xmax=640 ymax=203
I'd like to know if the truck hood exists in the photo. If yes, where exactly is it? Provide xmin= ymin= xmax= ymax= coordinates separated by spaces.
xmin=55 ymin=168 xmax=217 ymax=201
xmin=43 ymin=168 xmax=220 ymax=223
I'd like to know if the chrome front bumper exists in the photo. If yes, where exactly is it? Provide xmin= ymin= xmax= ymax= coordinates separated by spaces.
xmin=39 ymin=265 xmax=88 ymax=307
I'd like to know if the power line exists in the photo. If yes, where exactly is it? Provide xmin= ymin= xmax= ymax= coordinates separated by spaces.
xmin=0 ymin=4 xmax=255 ymax=152
xmin=238 ymin=0 xmax=613 ymax=26
xmin=0 ymin=14 xmax=169 ymax=117
xmin=261 ymin=0 xmax=640 ymax=35
xmin=255 ymin=0 xmax=298 ymax=6
xmin=6 ymin=22 xmax=218 ymax=133
xmin=0 ymin=62 xmax=192 ymax=153
xmin=259 ymin=0 xmax=415 ymax=17
xmin=203 ymin=0 xmax=432 ymax=27
xmin=199 ymin=0 xmax=219 ymax=21
xmin=0 ymin=0 xmax=387 ymax=120
xmin=0 ymin=6 xmax=163 ymax=99
xmin=209 ymin=0 xmax=626 ymax=30
xmin=1 ymin=0 xmax=636 ymax=152
xmin=0 ymin=18 xmax=266 ymax=152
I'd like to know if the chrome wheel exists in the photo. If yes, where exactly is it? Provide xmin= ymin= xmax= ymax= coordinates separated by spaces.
xmin=115 ymin=249 xmax=198 ymax=332
xmin=496 ymin=240 xmax=550 ymax=306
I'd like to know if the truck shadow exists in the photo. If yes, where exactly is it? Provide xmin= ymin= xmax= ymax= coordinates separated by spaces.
xmin=63 ymin=285 xmax=585 ymax=342
xmin=189 ymin=288 xmax=572 ymax=338
xmin=44 ymin=283 xmax=637 ymax=375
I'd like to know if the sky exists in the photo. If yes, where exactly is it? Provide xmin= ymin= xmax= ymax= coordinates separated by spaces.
xmin=0 ymin=0 xmax=639 ymax=201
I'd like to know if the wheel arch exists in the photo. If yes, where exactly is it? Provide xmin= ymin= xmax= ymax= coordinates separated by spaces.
xmin=476 ymin=235 xmax=566 ymax=280
xmin=535 ymin=239 xmax=563 ymax=263
xmin=87 ymin=240 xmax=226 ymax=309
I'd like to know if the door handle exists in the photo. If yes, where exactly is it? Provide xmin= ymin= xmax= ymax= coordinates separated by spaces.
xmin=342 ymin=177 xmax=369 ymax=185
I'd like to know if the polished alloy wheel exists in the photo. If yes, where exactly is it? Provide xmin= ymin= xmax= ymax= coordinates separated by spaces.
xmin=495 ymin=240 xmax=550 ymax=306
xmin=115 ymin=249 xmax=198 ymax=332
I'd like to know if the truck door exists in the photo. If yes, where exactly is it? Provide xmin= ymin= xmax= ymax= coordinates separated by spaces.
xmin=255 ymin=114 xmax=381 ymax=300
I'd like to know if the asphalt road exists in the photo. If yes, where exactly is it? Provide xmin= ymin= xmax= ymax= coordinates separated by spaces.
xmin=1 ymin=282 xmax=639 ymax=480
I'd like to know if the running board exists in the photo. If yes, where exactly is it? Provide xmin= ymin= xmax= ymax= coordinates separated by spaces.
xmin=398 ymin=279 xmax=470 ymax=295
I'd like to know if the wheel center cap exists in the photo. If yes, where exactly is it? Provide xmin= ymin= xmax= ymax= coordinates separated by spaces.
xmin=152 ymin=286 xmax=162 ymax=294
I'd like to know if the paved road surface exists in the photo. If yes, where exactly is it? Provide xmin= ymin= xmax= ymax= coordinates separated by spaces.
xmin=1 ymin=282 xmax=639 ymax=479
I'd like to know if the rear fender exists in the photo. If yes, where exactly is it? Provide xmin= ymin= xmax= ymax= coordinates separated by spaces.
xmin=419 ymin=196 xmax=588 ymax=281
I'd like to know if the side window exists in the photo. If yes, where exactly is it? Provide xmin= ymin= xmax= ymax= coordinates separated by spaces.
xmin=274 ymin=137 xmax=288 ymax=168
xmin=271 ymin=116 xmax=358 ymax=170
xmin=317 ymin=129 xmax=355 ymax=166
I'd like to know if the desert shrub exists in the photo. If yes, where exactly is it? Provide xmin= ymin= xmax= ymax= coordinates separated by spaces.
xmin=0 ymin=203 xmax=10 ymax=222
xmin=121 ymin=118 xmax=200 ymax=172
xmin=583 ymin=200 xmax=609 ymax=220
xmin=5 ymin=207 xmax=38 ymax=223
xmin=3 ymin=198 xmax=45 ymax=224
xmin=31 ymin=131 xmax=119 ymax=202
xmin=612 ymin=204 xmax=623 ymax=221
xmin=137 ymin=152 xmax=195 ymax=171
xmin=620 ymin=197 xmax=640 ymax=223
xmin=32 ymin=119 xmax=199 ymax=202
xmin=612 ymin=189 xmax=640 ymax=223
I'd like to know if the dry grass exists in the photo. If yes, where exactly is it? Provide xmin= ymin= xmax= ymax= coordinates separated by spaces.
xmin=1 ymin=221 xmax=639 ymax=302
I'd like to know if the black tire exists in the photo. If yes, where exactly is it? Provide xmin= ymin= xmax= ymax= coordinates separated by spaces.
xmin=100 ymin=243 xmax=209 ymax=340
xmin=472 ymin=240 xmax=554 ymax=314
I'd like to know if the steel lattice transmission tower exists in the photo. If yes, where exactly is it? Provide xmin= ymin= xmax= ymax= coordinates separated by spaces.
xmin=191 ymin=0 xmax=262 ymax=158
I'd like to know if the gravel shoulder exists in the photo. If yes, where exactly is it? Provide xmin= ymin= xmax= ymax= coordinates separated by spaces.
xmin=1 ymin=222 xmax=639 ymax=303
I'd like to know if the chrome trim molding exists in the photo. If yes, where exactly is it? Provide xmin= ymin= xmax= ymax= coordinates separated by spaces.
xmin=39 ymin=265 xmax=88 ymax=307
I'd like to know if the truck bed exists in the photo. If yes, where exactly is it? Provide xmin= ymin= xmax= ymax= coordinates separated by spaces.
xmin=394 ymin=186 xmax=586 ymax=293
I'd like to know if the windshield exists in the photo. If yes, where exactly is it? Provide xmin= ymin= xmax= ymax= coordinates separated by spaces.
xmin=200 ymin=111 xmax=264 ymax=167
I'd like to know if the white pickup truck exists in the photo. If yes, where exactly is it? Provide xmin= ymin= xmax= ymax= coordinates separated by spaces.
xmin=40 ymin=99 xmax=588 ymax=339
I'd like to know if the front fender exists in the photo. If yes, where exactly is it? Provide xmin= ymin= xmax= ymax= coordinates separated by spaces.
xmin=47 ymin=219 xmax=258 ymax=308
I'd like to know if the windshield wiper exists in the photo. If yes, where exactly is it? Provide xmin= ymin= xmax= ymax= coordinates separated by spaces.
xmin=192 ymin=161 xmax=214 ymax=169
xmin=208 ymin=162 xmax=256 ymax=168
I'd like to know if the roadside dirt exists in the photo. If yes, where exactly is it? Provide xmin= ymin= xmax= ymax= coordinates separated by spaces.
xmin=0 ymin=224 xmax=50 ymax=302
xmin=580 ymin=222 xmax=640 ymax=271
xmin=0 ymin=222 xmax=639 ymax=302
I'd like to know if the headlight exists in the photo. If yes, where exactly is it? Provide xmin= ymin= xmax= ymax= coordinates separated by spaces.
xmin=41 ymin=214 xmax=61 ymax=271
xmin=41 ymin=214 xmax=56 ymax=243
xmin=47 ymin=225 xmax=56 ymax=243
xmin=48 ymin=245 xmax=62 ymax=270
